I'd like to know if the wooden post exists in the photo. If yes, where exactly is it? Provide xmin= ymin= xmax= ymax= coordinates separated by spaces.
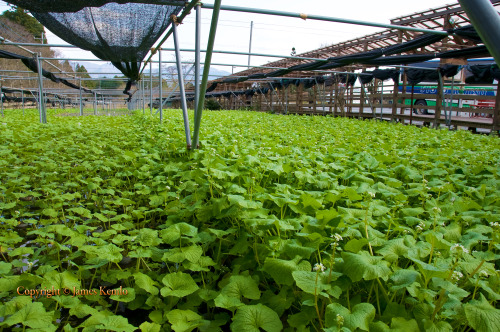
xmin=434 ymin=77 xmax=443 ymax=128
xmin=270 ymin=87 xmax=274 ymax=112
xmin=313 ymin=85 xmax=317 ymax=113
xmin=400 ymin=73 xmax=407 ymax=124
xmin=297 ymin=84 xmax=302 ymax=113
xmin=334 ymin=78 xmax=339 ymax=116
xmin=409 ymin=84 xmax=415 ymax=126
xmin=360 ymin=83 xmax=365 ymax=119
xmin=329 ymin=80 xmax=334 ymax=113
xmin=492 ymin=83 xmax=500 ymax=133
xmin=349 ymin=83 xmax=354 ymax=117
xmin=391 ymin=78 xmax=399 ymax=122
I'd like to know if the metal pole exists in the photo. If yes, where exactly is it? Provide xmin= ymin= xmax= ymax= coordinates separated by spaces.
xmin=141 ymin=78 xmax=145 ymax=114
xmin=194 ymin=3 xmax=202 ymax=118
xmin=458 ymin=0 xmax=500 ymax=66
xmin=248 ymin=21 xmax=253 ymax=69
xmin=35 ymin=53 xmax=47 ymax=123
xmin=172 ymin=18 xmax=193 ymax=149
xmin=193 ymin=0 xmax=222 ymax=149
xmin=21 ymin=90 xmax=24 ymax=116
xmin=2 ymin=40 xmax=330 ymax=62
xmin=155 ymin=65 xmax=195 ymax=115
xmin=79 ymin=78 xmax=83 ymax=116
xmin=159 ymin=49 xmax=163 ymax=122
xmin=201 ymin=3 xmax=449 ymax=36
xmin=93 ymin=92 xmax=97 ymax=115
xmin=150 ymin=61 xmax=153 ymax=115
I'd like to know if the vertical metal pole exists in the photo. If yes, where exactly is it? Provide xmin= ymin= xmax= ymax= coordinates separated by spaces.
xmin=155 ymin=65 xmax=195 ymax=115
xmin=159 ymin=50 xmax=163 ymax=122
xmin=93 ymin=92 xmax=97 ymax=115
xmin=79 ymin=78 xmax=83 ymax=116
xmin=458 ymin=0 xmax=500 ymax=66
xmin=172 ymin=18 xmax=193 ymax=148
xmin=248 ymin=20 xmax=253 ymax=69
xmin=194 ymin=3 xmax=202 ymax=117
xmin=22 ymin=90 xmax=25 ymax=116
xmin=193 ymin=0 xmax=222 ymax=148
xmin=141 ymin=78 xmax=145 ymax=114
xmin=150 ymin=61 xmax=153 ymax=115
xmin=101 ymin=94 xmax=105 ymax=112
xmin=35 ymin=53 xmax=47 ymax=123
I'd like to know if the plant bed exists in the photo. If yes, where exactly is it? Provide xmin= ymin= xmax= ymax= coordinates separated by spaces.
xmin=0 ymin=110 xmax=499 ymax=331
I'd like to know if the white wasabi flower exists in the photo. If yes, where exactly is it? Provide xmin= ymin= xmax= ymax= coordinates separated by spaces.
xmin=451 ymin=271 xmax=463 ymax=282
xmin=432 ymin=207 xmax=442 ymax=213
xmin=416 ymin=222 xmax=425 ymax=232
xmin=368 ymin=192 xmax=375 ymax=198
xmin=450 ymin=243 xmax=469 ymax=255
xmin=490 ymin=222 xmax=499 ymax=228
xmin=479 ymin=270 xmax=489 ymax=278
xmin=331 ymin=233 xmax=343 ymax=242
xmin=313 ymin=263 xmax=326 ymax=272
xmin=336 ymin=314 xmax=344 ymax=326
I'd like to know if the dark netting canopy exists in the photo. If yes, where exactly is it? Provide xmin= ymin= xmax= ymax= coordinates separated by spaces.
xmin=6 ymin=1 xmax=190 ymax=81
xmin=5 ymin=0 xmax=189 ymax=13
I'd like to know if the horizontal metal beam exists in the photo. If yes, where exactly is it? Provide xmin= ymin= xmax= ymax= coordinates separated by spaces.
xmin=160 ymin=47 xmax=327 ymax=62
xmin=201 ymin=3 xmax=450 ymax=35
xmin=2 ymin=41 xmax=329 ymax=62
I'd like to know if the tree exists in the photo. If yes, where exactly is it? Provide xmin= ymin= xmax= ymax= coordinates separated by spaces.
xmin=1 ymin=5 xmax=45 ymax=40
xmin=75 ymin=64 xmax=98 ymax=89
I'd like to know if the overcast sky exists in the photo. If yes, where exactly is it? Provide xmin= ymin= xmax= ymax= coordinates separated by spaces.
xmin=1 ymin=0 xmax=458 ymax=74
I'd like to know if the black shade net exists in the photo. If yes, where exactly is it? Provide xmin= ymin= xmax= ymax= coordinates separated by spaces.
xmin=31 ymin=3 xmax=183 ymax=81
xmin=0 ymin=49 xmax=94 ymax=93
xmin=464 ymin=64 xmax=500 ymax=84
xmin=406 ymin=65 xmax=460 ymax=85
xmin=210 ymin=25 xmax=491 ymax=90
xmin=201 ymin=63 xmax=493 ymax=102
xmin=5 ymin=1 xmax=188 ymax=13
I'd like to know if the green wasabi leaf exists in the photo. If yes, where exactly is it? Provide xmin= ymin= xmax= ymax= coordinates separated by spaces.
xmin=161 ymin=272 xmax=199 ymax=298
xmin=4 ymin=302 xmax=56 ymax=330
xmin=464 ymin=294 xmax=500 ymax=332
xmin=230 ymin=304 xmax=283 ymax=332
xmin=263 ymin=257 xmax=311 ymax=286
xmin=133 ymin=272 xmax=159 ymax=295
xmin=140 ymin=321 xmax=161 ymax=332
xmin=325 ymin=302 xmax=375 ymax=331
xmin=166 ymin=309 xmax=204 ymax=332
xmin=342 ymin=251 xmax=392 ymax=282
